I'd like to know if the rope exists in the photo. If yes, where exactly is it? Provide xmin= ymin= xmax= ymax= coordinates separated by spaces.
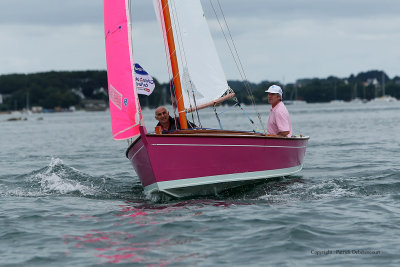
xmin=157 ymin=0 xmax=179 ymax=123
xmin=170 ymin=0 xmax=202 ymax=127
xmin=213 ymin=105 xmax=223 ymax=130
xmin=208 ymin=0 xmax=265 ymax=133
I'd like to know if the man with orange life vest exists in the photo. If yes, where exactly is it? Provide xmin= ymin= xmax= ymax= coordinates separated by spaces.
xmin=154 ymin=106 xmax=196 ymax=133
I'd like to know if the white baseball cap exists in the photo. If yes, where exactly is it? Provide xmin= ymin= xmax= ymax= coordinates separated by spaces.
xmin=265 ymin=85 xmax=283 ymax=97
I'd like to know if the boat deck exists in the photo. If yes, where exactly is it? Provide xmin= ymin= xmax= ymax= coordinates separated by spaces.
xmin=148 ymin=128 xmax=309 ymax=139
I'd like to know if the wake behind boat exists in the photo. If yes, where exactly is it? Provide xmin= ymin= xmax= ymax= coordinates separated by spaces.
xmin=103 ymin=0 xmax=309 ymax=198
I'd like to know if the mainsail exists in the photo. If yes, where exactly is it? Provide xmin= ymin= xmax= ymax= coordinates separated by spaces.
xmin=153 ymin=0 xmax=230 ymax=110
xmin=104 ymin=0 xmax=142 ymax=140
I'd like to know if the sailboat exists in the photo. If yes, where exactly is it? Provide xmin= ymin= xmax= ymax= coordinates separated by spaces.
xmin=103 ymin=0 xmax=309 ymax=198
xmin=370 ymin=73 xmax=398 ymax=103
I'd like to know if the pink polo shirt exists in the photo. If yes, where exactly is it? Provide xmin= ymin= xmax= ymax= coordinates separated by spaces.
xmin=267 ymin=101 xmax=292 ymax=137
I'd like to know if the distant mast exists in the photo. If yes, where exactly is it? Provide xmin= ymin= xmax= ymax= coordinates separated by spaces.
xmin=160 ymin=0 xmax=188 ymax=129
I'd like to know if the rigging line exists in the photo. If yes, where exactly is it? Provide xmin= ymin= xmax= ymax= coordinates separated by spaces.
xmin=213 ymin=105 xmax=223 ymax=130
xmin=207 ymin=1 xmax=257 ymax=132
xmin=159 ymin=0 xmax=178 ymax=119
xmin=235 ymin=99 xmax=257 ymax=131
xmin=170 ymin=0 xmax=200 ymax=122
xmin=207 ymin=1 xmax=256 ymax=132
xmin=216 ymin=0 xmax=264 ymax=133
xmin=217 ymin=104 xmax=237 ymax=116
xmin=128 ymin=0 xmax=143 ymax=128
xmin=213 ymin=2 xmax=252 ymax=97
xmin=168 ymin=2 xmax=188 ymax=91
xmin=216 ymin=0 xmax=248 ymax=85
xmin=215 ymin=1 xmax=253 ymax=96
xmin=215 ymin=0 xmax=264 ymax=131
xmin=170 ymin=0 xmax=186 ymax=72
xmin=208 ymin=0 xmax=243 ymax=81
xmin=217 ymin=0 xmax=258 ymax=113
xmin=210 ymin=0 xmax=264 ymax=132
xmin=191 ymin=85 xmax=203 ymax=128
xmin=169 ymin=0 xmax=202 ymax=127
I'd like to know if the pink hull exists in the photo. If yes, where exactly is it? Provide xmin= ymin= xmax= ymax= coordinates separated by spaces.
xmin=126 ymin=127 xmax=309 ymax=197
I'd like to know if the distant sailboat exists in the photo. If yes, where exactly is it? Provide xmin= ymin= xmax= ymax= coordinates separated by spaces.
xmin=350 ymin=83 xmax=365 ymax=103
xmin=285 ymin=85 xmax=306 ymax=105
xmin=329 ymin=82 xmax=344 ymax=104
xmin=103 ymin=0 xmax=309 ymax=198
xmin=370 ymin=73 xmax=398 ymax=103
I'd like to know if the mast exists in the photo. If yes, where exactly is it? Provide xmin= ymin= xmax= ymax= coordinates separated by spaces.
xmin=160 ymin=0 xmax=188 ymax=129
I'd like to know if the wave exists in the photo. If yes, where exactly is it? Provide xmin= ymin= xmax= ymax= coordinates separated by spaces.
xmin=3 ymin=157 xmax=398 ymax=204
xmin=254 ymin=170 xmax=400 ymax=203
xmin=3 ymin=158 xmax=144 ymax=200
xmin=30 ymin=158 xmax=99 ymax=195
xmin=134 ymin=167 xmax=400 ymax=203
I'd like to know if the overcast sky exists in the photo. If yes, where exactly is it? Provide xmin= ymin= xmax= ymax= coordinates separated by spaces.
xmin=0 ymin=0 xmax=399 ymax=83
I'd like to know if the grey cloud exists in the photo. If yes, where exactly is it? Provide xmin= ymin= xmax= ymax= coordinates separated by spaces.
xmin=0 ymin=0 xmax=156 ymax=26
xmin=0 ymin=0 xmax=398 ymax=82
xmin=2 ymin=0 xmax=398 ymax=27
xmin=212 ymin=0 xmax=400 ymax=20
xmin=0 ymin=0 xmax=100 ymax=25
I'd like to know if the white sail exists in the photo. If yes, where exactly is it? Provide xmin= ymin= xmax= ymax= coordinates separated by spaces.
xmin=153 ymin=0 xmax=230 ymax=110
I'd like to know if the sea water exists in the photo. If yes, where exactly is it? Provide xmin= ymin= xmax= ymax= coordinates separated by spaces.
xmin=1 ymin=102 xmax=399 ymax=266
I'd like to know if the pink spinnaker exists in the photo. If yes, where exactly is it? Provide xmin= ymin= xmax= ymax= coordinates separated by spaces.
xmin=104 ymin=0 xmax=141 ymax=140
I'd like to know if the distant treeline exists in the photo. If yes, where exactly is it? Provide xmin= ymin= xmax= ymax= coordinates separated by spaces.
xmin=0 ymin=70 xmax=399 ymax=111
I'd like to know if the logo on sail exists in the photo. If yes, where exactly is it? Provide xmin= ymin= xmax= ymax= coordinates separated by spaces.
xmin=109 ymin=84 xmax=123 ymax=110
xmin=134 ymin=63 xmax=155 ymax=96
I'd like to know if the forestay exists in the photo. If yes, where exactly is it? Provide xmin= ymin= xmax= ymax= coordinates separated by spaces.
xmin=153 ymin=0 xmax=230 ymax=110
xmin=104 ymin=0 xmax=142 ymax=140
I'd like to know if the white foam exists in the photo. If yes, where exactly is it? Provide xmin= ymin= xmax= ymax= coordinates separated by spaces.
xmin=48 ymin=157 xmax=64 ymax=169
xmin=25 ymin=157 xmax=98 ymax=196
xmin=259 ymin=178 xmax=356 ymax=202
xmin=35 ymin=172 xmax=96 ymax=195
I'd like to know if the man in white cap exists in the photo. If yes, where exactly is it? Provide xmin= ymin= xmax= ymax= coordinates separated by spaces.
xmin=265 ymin=85 xmax=292 ymax=137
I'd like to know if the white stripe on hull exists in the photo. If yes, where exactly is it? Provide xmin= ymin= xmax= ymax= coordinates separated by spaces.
xmin=144 ymin=165 xmax=302 ymax=198
xmin=151 ymin=143 xmax=307 ymax=149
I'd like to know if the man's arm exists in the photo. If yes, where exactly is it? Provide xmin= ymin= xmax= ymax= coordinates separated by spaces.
xmin=277 ymin=131 xmax=290 ymax=137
